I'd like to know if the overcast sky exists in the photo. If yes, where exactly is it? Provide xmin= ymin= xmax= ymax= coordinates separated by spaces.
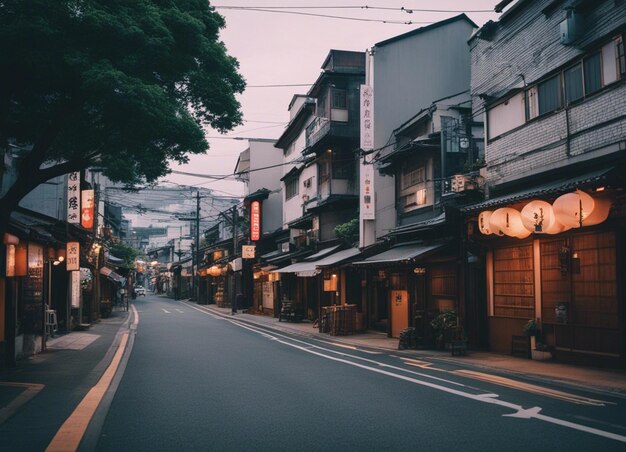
xmin=164 ymin=1 xmax=503 ymax=198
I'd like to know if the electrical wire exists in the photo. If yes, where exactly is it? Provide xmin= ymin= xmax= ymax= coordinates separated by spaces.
xmin=214 ymin=5 xmax=494 ymax=13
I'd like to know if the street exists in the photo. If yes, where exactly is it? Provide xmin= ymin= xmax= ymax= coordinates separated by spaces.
xmin=88 ymin=295 xmax=626 ymax=451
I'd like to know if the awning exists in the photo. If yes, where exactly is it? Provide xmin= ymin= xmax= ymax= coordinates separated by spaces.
xmin=352 ymin=242 xmax=448 ymax=266
xmin=99 ymin=266 xmax=126 ymax=285
xmin=462 ymin=167 xmax=614 ymax=213
xmin=304 ymin=244 xmax=341 ymax=261
xmin=273 ymin=247 xmax=361 ymax=276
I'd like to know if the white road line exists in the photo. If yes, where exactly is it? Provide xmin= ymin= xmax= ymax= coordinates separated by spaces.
xmin=131 ymin=304 xmax=139 ymax=326
xmin=161 ymin=309 xmax=171 ymax=314
xmin=185 ymin=302 xmax=626 ymax=444
xmin=176 ymin=309 xmax=184 ymax=313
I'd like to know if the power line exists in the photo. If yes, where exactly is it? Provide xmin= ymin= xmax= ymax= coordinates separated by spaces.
xmin=245 ymin=83 xmax=311 ymax=88
xmin=214 ymin=5 xmax=494 ymax=13
xmin=215 ymin=7 xmax=429 ymax=24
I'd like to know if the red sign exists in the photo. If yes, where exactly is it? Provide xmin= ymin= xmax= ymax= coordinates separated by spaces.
xmin=250 ymin=200 xmax=261 ymax=241
xmin=81 ymin=189 xmax=94 ymax=229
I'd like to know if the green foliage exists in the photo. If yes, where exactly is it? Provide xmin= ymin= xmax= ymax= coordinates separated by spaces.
xmin=0 ymin=0 xmax=245 ymax=201
xmin=430 ymin=310 xmax=458 ymax=333
xmin=333 ymin=218 xmax=359 ymax=244
xmin=522 ymin=319 xmax=540 ymax=336
xmin=109 ymin=243 xmax=140 ymax=269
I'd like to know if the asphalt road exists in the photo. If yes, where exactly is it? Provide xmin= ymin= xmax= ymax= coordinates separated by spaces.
xmin=94 ymin=294 xmax=626 ymax=451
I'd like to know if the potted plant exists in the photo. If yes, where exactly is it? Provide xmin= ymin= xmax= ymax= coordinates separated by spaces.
xmin=430 ymin=309 xmax=458 ymax=350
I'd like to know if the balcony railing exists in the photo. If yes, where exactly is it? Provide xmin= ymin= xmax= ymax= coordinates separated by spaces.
xmin=306 ymin=116 xmax=331 ymax=149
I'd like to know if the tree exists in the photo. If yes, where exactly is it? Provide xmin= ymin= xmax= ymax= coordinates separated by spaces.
xmin=334 ymin=218 xmax=359 ymax=244
xmin=0 ymin=0 xmax=245 ymax=232
xmin=108 ymin=243 xmax=140 ymax=270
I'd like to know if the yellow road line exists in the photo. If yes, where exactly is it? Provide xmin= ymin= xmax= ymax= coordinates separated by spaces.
xmin=46 ymin=333 xmax=129 ymax=452
xmin=452 ymin=369 xmax=613 ymax=406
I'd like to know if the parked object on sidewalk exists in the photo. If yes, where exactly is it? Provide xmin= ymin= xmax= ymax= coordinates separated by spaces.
xmin=279 ymin=300 xmax=303 ymax=322
xmin=398 ymin=327 xmax=417 ymax=350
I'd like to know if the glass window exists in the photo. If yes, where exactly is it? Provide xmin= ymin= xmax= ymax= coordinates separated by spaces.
xmin=285 ymin=178 xmax=298 ymax=200
xmin=331 ymin=89 xmax=347 ymax=109
xmin=401 ymin=163 xmax=425 ymax=190
xmin=584 ymin=52 xmax=602 ymax=94
xmin=617 ymin=35 xmax=625 ymax=77
xmin=564 ymin=63 xmax=583 ymax=104
xmin=537 ymin=75 xmax=561 ymax=115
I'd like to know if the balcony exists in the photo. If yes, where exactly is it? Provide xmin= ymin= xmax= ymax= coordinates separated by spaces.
xmin=305 ymin=116 xmax=359 ymax=152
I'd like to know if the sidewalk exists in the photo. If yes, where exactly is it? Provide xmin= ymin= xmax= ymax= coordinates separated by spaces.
xmin=202 ymin=303 xmax=626 ymax=395
xmin=0 ymin=307 xmax=130 ymax=450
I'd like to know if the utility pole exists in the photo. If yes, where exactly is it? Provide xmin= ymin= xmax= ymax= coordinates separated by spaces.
xmin=194 ymin=191 xmax=201 ymax=302
xmin=232 ymin=204 xmax=239 ymax=307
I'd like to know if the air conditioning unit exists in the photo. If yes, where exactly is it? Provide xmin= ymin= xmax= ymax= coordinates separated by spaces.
xmin=560 ymin=8 xmax=582 ymax=45
xmin=281 ymin=242 xmax=290 ymax=253
xmin=303 ymin=178 xmax=312 ymax=188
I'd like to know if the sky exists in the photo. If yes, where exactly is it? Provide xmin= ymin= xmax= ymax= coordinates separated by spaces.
xmin=162 ymin=1 xmax=503 ymax=207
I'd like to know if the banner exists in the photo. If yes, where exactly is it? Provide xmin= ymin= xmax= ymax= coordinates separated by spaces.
xmin=360 ymin=85 xmax=374 ymax=151
xmin=81 ymin=189 xmax=94 ymax=229
xmin=361 ymin=163 xmax=375 ymax=220
xmin=71 ymin=271 xmax=81 ymax=308
xmin=67 ymin=172 xmax=80 ymax=224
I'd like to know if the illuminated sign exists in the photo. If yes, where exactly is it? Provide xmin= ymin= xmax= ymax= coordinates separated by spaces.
xmin=242 ymin=245 xmax=256 ymax=259
xmin=250 ymin=200 xmax=261 ymax=241
xmin=81 ymin=189 xmax=94 ymax=229
xmin=67 ymin=172 xmax=80 ymax=224
xmin=5 ymin=244 xmax=15 ymax=277
xmin=66 ymin=242 xmax=80 ymax=271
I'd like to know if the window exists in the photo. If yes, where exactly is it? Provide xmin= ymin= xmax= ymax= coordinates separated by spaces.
xmin=537 ymin=75 xmax=561 ymax=115
xmin=331 ymin=89 xmax=347 ymax=109
xmin=583 ymin=52 xmax=602 ymax=95
xmin=564 ymin=63 xmax=583 ymax=104
xmin=317 ymin=95 xmax=327 ymax=118
xmin=332 ymin=150 xmax=353 ymax=179
xmin=285 ymin=177 xmax=298 ymax=200
xmin=617 ymin=35 xmax=625 ymax=77
xmin=401 ymin=163 xmax=425 ymax=190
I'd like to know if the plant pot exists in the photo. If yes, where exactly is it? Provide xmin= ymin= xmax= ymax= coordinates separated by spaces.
xmin=531 ymin=349 xmax=552 ymax=361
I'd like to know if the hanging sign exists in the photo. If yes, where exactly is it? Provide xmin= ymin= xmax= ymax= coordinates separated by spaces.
xmin=66 ymin=242 xmax=80 ymax=271
xmin=360 ymin=85 xmax=374 ymax=151
xmin=71 ymin=270 xmax=81 ymax=308
xmin=361 ymin=163 xmax=375 ymax=220
xmin=81 ymin=189 xmax=94 ymax=229
xmin=67 ymin=172 xmax=80 ymax=224
xmin=242 ymin=245 xmax=256 ymax=259
xmin=5 ymin=244 xmax=15 ymax=277
xmin=250 ymin=200 xmax=261 ymax=241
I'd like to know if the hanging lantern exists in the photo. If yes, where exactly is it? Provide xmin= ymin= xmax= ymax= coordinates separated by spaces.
xmin=581 ymin=194 xmax=611 ymax=226
xmin=478 ymin=211 xmax=493 ymax=235
xmin=553 ymin=190 xmax=603 ymax=228
xmin=520 ymin=200 xmax=567 ymax=234
xmin=208 ymin=265 xmax=221 ymax=277
xmin=489 ymin=207 xmax=531 ymax=239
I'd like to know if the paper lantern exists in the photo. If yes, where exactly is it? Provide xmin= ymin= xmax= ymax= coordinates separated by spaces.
xmin=208 ymin=265 xmax=221 ymax=277
xmin=581 ymin=195 xmax=611 ymax=226
xmin=520 ymin=200 xmax=567 ymax=234
xmin=553 ymin=190 xmax=610 ymax=228
xmin=478 ymin=211 xmax=493 ymax=235
xmin=489 ymin=208 xmax=531 ymax=239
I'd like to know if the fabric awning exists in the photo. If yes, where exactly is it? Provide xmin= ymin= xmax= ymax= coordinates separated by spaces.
xmin=273 ymin=247 xmax=361 ymax=276
xmin=99 ymin=266 xmax=126 ymax=285
xmin=352 ymin=242 xmax=448 ymax=266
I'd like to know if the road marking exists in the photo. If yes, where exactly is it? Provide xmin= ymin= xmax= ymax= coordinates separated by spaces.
xmin=46 ymin=333 xmax=129 ymax=452
xmin=193 ymin=305 xmax=626 ymax=443
xmin=0 ymin=382 xmax=45 ymax=425
xmin=327 ymin=342 xmax=357 ymax=350
xmin=451 ymin=370 xmax=613 ymax=406
xmin=175 ymin=309 xmax=184 ymax=313
xmin=161 ymin=308 xmax=171 ymax=314
xmin=132 ymin=304 xmax=139 ymax=326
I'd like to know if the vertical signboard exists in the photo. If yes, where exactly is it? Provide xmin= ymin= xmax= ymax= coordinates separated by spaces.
xmin=71 ymin=270 xmax=81 ymax=308
xmin=67 ymin=172 xmax=80 ymax=224
xmin=5 ymin=244 xmax=15 ymax=277
xmin=361 ymin=164 xmax=375 ymax=220
xmin=360 ymin=85 xmax=374 ymax=151
xmin=250 ymin=200 xmax=261 ymax=241
xmin=66 ymin=242 xmax=80 ymax=271
xmin=81 ymin=189 xmax=94 ymax=229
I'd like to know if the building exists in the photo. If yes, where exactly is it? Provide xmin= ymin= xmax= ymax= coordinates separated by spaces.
xmin=355 ymin=15 xmax=481 ymax=340
xmin=466 ymin=0 xmax=626 ymax=365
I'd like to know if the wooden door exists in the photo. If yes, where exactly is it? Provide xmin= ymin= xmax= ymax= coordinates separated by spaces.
xmin=390 ymin=290 xmax=409 ymax=338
